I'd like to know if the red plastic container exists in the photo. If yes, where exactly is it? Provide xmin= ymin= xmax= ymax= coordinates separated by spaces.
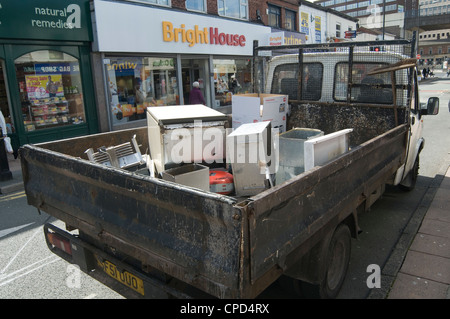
xmin=209 ymin=170 xmax=234 ymax=195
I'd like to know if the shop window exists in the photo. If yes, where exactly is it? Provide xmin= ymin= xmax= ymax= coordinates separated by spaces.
xmin=15 ymin=50 xmax=86 ymax=132
xmin=186 ymin=0 xmax=206 ymax=12
xmin=105 ymin=56 xmax=178 ymax=127
xmin=213 ymin=58 xmax=252 ymax=107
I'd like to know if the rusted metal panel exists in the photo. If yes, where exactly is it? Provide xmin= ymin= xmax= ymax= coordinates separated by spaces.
xmin=246 ymin=124 xmax=408 ymax=283
xmin=287 ymin=102 xmax=407 ymax=147
xmin=20 ymin=135 xmax=243 ymax=299
xmin=37 ymin=127 xmax=150 ymax=159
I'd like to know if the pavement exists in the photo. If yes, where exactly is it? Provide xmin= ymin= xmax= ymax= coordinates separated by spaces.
xmin=372 ymin=161 xmax=450 ymax=299
xmin=0 ymin=152 xmax=23 ymax=195
xmin=0 ymin=149 xmax=449 ymax=299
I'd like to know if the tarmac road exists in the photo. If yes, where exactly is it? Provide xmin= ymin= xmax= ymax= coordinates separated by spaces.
xmin=0 ymin=192 xmax=123 ymax=299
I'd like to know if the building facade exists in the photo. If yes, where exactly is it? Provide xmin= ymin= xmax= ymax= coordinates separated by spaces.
xmin=314 ymin=0 xmax=406 ymax=38
xmin=412 ymin=1 xmax=450 ymax=68
xmin=314 ymin=0 xmax=406 ymax=18
xmin=90 ymin=0 xmax=308 ymax=132
xmin=2 ymin=0 xmax=309 ymax=147
xmin=418 ymin=30 xmax=450 ymax=67
xmin=0 ymin=0 xmax=99 ymax=152
xmin=298 ymin=0 xmax=358 ymax=43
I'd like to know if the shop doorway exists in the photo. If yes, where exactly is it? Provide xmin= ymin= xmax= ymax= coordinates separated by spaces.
xmin=0 ymin=61 xmax=11 ymax=133
xmin=0 ymin=60 xmax=16 ymax=153
xmin=181 ymin=58 xmax=210 ymax=106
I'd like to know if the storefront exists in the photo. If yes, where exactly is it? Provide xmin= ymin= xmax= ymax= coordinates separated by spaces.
xmin=0 ymin=0 xmax=98 ymax=150
xmin=91 ymin=0 xmax=271 ymax=131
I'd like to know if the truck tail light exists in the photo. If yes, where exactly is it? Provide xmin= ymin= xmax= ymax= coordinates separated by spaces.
xmin=47 ymin=232 xmax=73 ymax=256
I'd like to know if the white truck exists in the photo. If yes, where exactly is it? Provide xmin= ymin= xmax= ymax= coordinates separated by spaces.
xmin=20 ymin=39 xmax=439 ymax=298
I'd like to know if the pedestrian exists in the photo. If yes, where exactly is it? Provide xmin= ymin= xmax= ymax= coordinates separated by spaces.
xmin=422 ymin=68 xmax=427 ymax=78
xmin=230 ymin=75 xmax=240 ymax=93
xmin=0 ymin=110 xmax=13 ymax=154
xmin=189 ymin=81 xmax=206 ymax=105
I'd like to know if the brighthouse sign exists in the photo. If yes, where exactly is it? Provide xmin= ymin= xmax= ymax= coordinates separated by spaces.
xmin=162 ymin=22 xmax=246 ymax=47
xmin=93 ymin=0 xmax=270 ymax=55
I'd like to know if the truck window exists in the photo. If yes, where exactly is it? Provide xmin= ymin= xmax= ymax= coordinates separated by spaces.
xmin=271 ymin=63 xmax=323 ymax=101
xmin=302 ymin=64 xmax=323 ymax=101
xmin=334 ymin=62 xmax=393 ymax=104
xmin=410 ymin=69 xmax=419 ymax=114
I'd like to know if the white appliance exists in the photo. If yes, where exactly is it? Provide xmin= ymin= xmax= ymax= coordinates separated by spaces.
xmin=161 ymin=163 xmax=209 ymax=191
xmin=304 ymin=129 xmax=353 ymax=171
xmin=226 ymin=121 xmax=273 ymax=197
xmin=147 ymin=104 xmax=228 ymax=175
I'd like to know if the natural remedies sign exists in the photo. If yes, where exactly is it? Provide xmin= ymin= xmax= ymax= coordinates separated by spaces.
xmin=0 ymin=0 xmax=91 ymax=41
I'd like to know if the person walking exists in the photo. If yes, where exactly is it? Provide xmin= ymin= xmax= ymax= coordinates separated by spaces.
xmin=189 ymin=81 xmax=206 ymax=105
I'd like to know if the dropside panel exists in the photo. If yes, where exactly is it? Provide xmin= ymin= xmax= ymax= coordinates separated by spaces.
xmin=247 ymin=125 xmax=408 ymax=283
xmin=20 ymin=141 xmax=243 ymax=298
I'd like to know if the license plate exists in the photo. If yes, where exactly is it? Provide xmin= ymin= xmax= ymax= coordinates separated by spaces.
xmin=96 ymin=256 xmax=145 ymax=296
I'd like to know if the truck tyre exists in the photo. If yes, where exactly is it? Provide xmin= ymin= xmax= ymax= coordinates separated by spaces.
xmin=399 ymin=155 xmax=419 ymax=191
xmin=301 ymin=224 xmax=351 ymax=299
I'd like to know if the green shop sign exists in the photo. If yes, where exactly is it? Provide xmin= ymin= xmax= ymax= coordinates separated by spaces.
xmin=0 ymin=0 xmax=92 ymax=41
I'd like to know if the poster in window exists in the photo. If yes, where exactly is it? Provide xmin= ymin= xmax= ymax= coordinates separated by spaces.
xmin=315 ymin=16 xmax=321 ymax=43
xmin=300 ymin=12 xmax=309 ymax=35
xmin=25 ymin=74 xmax=64 ymax=99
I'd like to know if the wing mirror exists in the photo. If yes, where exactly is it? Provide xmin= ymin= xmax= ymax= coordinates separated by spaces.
xmin=420 ymin=97 xmax=439 ymax=115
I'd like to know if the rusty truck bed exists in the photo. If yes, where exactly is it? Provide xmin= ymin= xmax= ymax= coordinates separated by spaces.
xmin=20 ymin=101 xmax=408 ymax=298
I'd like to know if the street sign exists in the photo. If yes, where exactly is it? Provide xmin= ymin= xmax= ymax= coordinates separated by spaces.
xmin=344 ymin=30 xmax=357 ymax=38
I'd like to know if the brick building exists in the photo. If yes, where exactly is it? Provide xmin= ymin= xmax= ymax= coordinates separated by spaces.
xmin=171 ymin=0 xmax=301 ymax=32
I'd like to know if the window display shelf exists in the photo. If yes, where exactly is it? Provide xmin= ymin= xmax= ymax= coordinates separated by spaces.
xmin=30 ymin=97 xmax=69 ymax=116
xmin=23 ymin=96 xmax=84 ymax=131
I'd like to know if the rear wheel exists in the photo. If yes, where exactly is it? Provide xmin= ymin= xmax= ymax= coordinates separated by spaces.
xmin=286 ymin=224 xmax=352 ymax=299
xmin=301 ymin=224 xmax=351 ymax=298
